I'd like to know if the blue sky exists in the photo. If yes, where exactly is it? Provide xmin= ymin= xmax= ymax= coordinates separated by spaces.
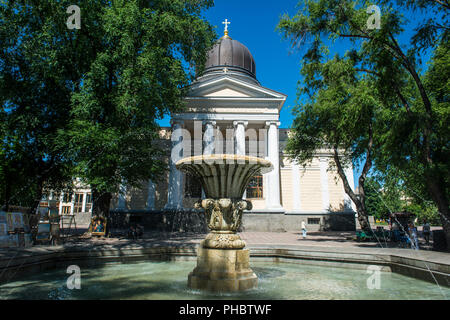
xmin=159 ymin=0 xmax=435 ymax=188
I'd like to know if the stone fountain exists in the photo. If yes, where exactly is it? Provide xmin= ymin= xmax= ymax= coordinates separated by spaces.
xmin=176 ymin=154 xmax=273 ymax=292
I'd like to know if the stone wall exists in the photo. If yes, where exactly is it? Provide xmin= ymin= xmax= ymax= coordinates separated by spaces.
xmin=60 ymin=212 xmax=92 ymax=226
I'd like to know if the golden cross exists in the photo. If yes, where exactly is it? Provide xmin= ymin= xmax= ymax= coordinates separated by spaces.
xmin=222 ymin=19 xmax=231 ymax=35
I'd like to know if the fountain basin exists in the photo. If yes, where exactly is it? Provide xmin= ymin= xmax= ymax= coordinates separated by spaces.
xmin=1 ymin=257 xmax=449 ymax=300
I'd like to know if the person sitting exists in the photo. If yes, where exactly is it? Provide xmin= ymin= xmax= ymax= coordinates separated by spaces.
xmin=128 ymin=225 xmax=137 ymax=240
xmin=136 ymin=224 xmax=144 ymax=238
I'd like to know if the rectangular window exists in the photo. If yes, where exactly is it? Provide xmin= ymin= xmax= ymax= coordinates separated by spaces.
xmin=308 ymin=218 xmax=321 ymax=225
xmin=246 ymin=175 xmax=263 ymax=199
xmin=62 ymin=206 xmax=71 ymax=214
xmin=85 ymin=193 xmax=92 ymax=212
xmin=73 ymin=193 xmax=84 ymax=213
xmin=63 ymin=192 xmax=73 ymax=203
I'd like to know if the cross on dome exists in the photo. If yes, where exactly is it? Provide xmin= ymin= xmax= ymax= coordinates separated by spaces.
xmin=222 ymin=19 xmax=231 ymax=36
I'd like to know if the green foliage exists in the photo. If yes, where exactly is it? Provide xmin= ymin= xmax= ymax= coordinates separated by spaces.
xmin=406 ymin=203 xmax=441 ymax=225
xmin=364 ymin=171 xmax=441 ymax=225
xmin=0 ymin=0 xmax=99 ymax=208
xmin=365 ymin=174 xmax=407 ymax=219
xmin=0 ymin=0 xmax=216 ymax=212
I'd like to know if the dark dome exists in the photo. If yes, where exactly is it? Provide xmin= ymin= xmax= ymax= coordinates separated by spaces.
xmin=203 ymin=36 xmax=256 ymax=78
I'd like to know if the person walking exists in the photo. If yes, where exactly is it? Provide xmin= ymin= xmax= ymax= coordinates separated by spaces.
xmin=408 ymin=222 xmax=419 ymax=250
xmin=301 ymin=220 xmax=307 ymax=239
xmin=422 ymin=219 xmax=431 ymax=245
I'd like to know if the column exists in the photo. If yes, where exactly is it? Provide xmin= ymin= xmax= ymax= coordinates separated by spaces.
xmin=59 ymin=192 xmax=64 ymax=214
xmin=292 ymin=162 xmax=302 ymax=212
xmin=82 ymin=191 xmax=87 ymax=213
xmin=203 ymin=120 xmax=216 ymax=155
xmin=146 ymin=180 xmax=155 ymax=210
xmin=265 ymin=121 xmax=284 ymax=211
xmin=233 ymin=121 xmax=248 ymax=198
xmin=117 ymin=183 xmax=127 ymax=210
xmin=165 ymin=120 xmax=184 ymax=210
xmin=233 ymin=121 xmax=248 ymax=156
xmin=344 ymin=165 xmax=357 ymax=212
xmin=319 ymin=157 xmax=330 ymax=212
xmin=70 ymin=193 xmax=74 ymax=215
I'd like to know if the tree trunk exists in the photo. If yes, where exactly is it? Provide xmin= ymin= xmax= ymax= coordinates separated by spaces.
xmin=4 ymin=183 xmax=11 ymax=212
xmin=29 ymin=178 xmax=44 ymax=216
xmin=426 ymin=176 xmax=450 ymax=249
xmin=333 ymin=144 xmax=373 ymax=234
xmin=354 ymin=200 xmax=372 ymax=232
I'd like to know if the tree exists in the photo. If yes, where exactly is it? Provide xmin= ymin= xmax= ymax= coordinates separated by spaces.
xmin=282 ymin=54 xmax=382 ymax=232
xmin=364 ymin=178 xmax=386 ymax=219
xmin=365 ymin=173 xmax=409 ymax=220
xmin=365 ymin=170 xmax=442 ymax=225
xmin=60 ymin=0 xmax=216 ymax=224
xmin=278 ymin=0 xmax=449 ymax=243
xmin=0 ymin=0 xmax=105 ymax=212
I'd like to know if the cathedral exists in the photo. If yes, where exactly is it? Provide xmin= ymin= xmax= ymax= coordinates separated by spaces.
xmin=53 ymin=24 xmax=357 ymax=232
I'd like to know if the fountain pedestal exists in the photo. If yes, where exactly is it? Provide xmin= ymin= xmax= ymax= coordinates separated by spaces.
xmin=175 ymin=155 xmax=273 ymax=293
xmin=188 ymin=198 xmax=257 ymax=292
xmin=188 ymin=246 xmax=257 ymax=292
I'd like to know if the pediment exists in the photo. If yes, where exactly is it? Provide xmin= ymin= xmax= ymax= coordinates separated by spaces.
xmin=204 ymin=87 xmax=250 ymax=97
xmin=187 ymin=76 xmax=286 ymax=100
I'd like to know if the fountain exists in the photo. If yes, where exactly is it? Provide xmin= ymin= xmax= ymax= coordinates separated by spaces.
xmin=176 ymin=154 xmax=273 ymax=292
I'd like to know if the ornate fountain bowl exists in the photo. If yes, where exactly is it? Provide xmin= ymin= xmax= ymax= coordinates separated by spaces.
xmin=176 ymin=154 xmax=272 ymax=249
xmin=176 ymin=154 xmax=273 ymax=292
xmin=176 ymin=154 xmax=272 ymax=199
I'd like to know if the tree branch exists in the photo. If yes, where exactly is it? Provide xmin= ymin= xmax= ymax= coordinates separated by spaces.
xmin=333 ymin=147 xmax=360 ymax=207
xmin=354 ymin=68 xmax=381 ymax=76
xmin=338 ymin=33 xmax=371 ymax=40
xmin=432 ymin=0 xmax=450 ymax=10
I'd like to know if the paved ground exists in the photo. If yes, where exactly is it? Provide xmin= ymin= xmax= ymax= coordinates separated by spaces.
xmin=57 ymin=227 xmax=443 ymax=252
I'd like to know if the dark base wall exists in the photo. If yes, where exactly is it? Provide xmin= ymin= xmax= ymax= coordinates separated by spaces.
xmin=109 ymin=210 xmax=208 ymax=233
xmin=107 ymin=210 xmax=356 ymax=233
xmin=242 ymin=212 xmax=356 ymax=232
